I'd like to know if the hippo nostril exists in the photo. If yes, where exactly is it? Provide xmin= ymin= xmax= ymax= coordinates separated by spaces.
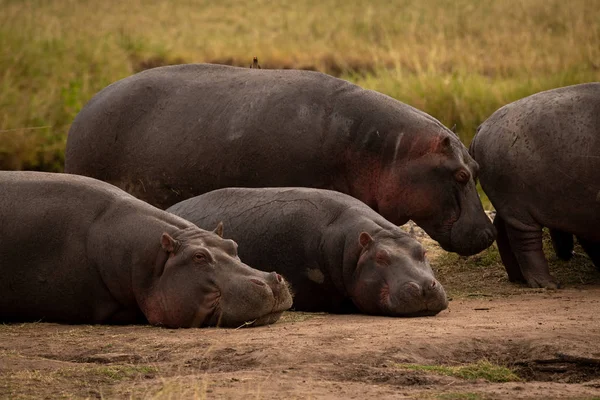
xmin=250 ymin=278 xmax=266 ymax=287
xmin=428 ymin=280 xmax=437 ymax=291
xmin=271 ymin=271 xmax=283 ymax=284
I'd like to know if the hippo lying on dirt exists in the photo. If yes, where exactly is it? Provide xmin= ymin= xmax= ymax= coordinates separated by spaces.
xmin=64 ymin=63 xmax=495 ymax=256
xmin=167 ymin=188 xmax=449 ymax=316
xmin=0 ymin=172 xmax=292 ymax=327
xmin=470 ymin=83 xmax=600 ymax=289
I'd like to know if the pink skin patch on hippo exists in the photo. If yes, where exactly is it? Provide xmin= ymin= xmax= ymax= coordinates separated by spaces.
xmin=342 ymin=148 xmax=382 ymax=210
xmin=379 ymin=283 xmax=391 ymax=309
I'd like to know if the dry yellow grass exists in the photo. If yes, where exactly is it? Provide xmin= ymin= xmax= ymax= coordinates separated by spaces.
xmin=1 ymin=0 xmax=599 ymax=170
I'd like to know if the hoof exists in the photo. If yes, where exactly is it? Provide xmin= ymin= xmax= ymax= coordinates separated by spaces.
xmin=524 ymin=274 xmax=561 ymax=289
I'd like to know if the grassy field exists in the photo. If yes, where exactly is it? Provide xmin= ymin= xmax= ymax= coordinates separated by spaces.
xmin=1 ymin=0 xmax=599 ymax=171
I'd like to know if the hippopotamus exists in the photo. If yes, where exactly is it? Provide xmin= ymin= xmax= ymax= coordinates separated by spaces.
xmin=470 ymin=83 xmax=600 ymax=289
xmin=64 ymin=63 xmax=495 ymax=257
xmin=0 ymin=172 xmax=292 ymax=327
xmin=167 ymin=187 xmax=449 ymax=316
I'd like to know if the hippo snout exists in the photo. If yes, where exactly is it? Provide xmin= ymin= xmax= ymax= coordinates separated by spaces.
xmin=238 ymin=271 xmax=293 ymax=328
xmin=449 ymin=221 xmax=497 ymax=256
xmin=386 ymin=279 xmax=448 ymax=316
xmin=265 ymin=272 xmax=286 ymax=298
xmin=250 ymin=272 xmax=287 ymax=298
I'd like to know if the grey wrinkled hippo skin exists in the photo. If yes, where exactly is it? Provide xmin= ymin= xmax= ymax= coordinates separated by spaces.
xmin=64 ymin=63 xmax=495 ymax=256
xmin=0 ymin=172 xmax=292 ymax=328
xmin=167 ymin=188 xmax=449 ymax=317
xmin=470 ymin=83 xmax=600 ymax=289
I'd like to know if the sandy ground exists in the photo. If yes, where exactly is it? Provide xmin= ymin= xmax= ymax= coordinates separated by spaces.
xmin=1 ymin=219 xmax=600 ymax=399
xmin=1 ymin=289 xmax=599 ymax=399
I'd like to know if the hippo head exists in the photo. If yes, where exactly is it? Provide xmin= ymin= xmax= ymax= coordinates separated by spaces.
xmin=377 ymin=132 xmax=496 ymax=256
xmin=137 ymin=223 xmax=293 ymax=328
xmin=348 ymin=231 xmax=448 ymax=317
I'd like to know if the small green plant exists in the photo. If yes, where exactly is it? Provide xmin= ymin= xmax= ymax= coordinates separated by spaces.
xmin=436 ymin=393 xmax=483 ymax=400
xmin=396 ymin=360 xmax=520 ymax=383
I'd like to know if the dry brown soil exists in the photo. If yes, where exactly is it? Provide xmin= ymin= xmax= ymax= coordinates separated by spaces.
xmin=2 ymin=224 xmax=600 ymax=399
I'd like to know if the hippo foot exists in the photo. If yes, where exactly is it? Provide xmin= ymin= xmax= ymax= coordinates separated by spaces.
xmin=522 ymin=272 xmax=561 ymax=289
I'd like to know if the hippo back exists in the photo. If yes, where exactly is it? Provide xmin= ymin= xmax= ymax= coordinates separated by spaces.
xmin=471 ymin=82 xmax=600 ymax=235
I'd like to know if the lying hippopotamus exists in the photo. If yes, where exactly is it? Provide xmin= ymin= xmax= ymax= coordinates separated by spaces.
xmin=167 ymin=187 xmax=449 ymax=316
xmin=64 ymin=63 xmax=495 ymax=257
xmin=470 ymin=83 xmax=600 ymax=289
xmin=0 ymin=172 xmax=292 ymax=327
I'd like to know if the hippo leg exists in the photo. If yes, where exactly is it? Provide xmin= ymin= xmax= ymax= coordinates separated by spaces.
xmin=504 ymin=224 xmax=559 ymax=289
xmin=550 ymin=229 xmax=574 ymax=260
xmin=576 ymin=236 xmax=600 ymax=269
xmin=493 ymin=216 xmax=524 ymax=282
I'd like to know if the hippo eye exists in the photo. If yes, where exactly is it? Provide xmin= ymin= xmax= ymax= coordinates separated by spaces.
xmin=193 ymin=253 xmax=209 ymax=264
xmin=375 ymin=250 xmax=391 ymax=265
xmin=454 ymin=169 xmax=470 ymax=184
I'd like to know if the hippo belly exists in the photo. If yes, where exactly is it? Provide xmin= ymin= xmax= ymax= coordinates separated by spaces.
xmin=0 ymin=172 xmax=292 ymax=327
xmin=64 ymin=63 xmax=495 ymax=257
xmin=470 ymin=83 xmax=600 ymax=289
xmin=167 ymin=187 xmax=449 ymax=317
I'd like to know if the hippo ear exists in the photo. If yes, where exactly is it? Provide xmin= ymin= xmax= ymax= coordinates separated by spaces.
xmin=161 ymin=233 xmax=178 ymax=253
xmin=359 ymin=232 xmax=374 ymax=248
xmin=435 ymin=136 xmax=453 ymax=153
xmin=213 ymin=222 xmax=224 ymax=238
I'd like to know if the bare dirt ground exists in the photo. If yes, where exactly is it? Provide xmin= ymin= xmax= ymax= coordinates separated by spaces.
xmin=2 ymin=222 xmax=600 ymax=399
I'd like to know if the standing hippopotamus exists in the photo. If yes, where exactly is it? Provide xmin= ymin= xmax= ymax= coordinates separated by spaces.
xmin=167 ymin=188 xmax=449 ymax=316
xmin=0 ymin=172 xmax=292 ymax=327
xmin=470 ymin=83 xmax=600 ymax=289
xmin=64 ymin=63 xmax=495 ymax=256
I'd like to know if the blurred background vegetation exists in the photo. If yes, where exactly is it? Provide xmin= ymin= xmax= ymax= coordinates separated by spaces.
xmin=1 ymin=0 xmax=599 ymax=172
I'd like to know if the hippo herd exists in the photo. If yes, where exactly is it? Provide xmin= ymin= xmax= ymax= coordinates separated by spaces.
xmin=1 ymin=62 xmax=598 ymax=328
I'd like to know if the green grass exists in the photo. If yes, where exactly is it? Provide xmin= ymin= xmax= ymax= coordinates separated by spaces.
xmin=278 ymin=311 xmax=326 ymax=324
xmin=1 ymin=0 xmax=599 ymax=171
xmin=430 ymin=227 xmax=600 ymax=299
xmin=396 ymin=360 xmax=520 ymax=383
xmin=436 ymin=394 xmax=483 ymax=400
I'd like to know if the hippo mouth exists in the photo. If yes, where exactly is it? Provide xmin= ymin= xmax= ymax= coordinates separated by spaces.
xmin=248 ymin=287 xmax=295 ymax=327
xmin=245 ymin=310 xmax=287 ymax=328
xmin=381 ymin=281 xmax=449 ymax=317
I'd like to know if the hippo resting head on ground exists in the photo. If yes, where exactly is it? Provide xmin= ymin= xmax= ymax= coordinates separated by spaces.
xmin=168 ymin=188 xmax=448 ymax=317
xmin=64 ymin=63 xmax=495 ymax=256
xmin=349 ymin=230 xmax=448 ymax=316
xmin=141 ymin=224 xmax=292 ymax=327
xmin=0 ymin=172 xmax=292 ymax=328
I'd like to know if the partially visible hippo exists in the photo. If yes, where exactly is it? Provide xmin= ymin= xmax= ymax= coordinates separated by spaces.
xmin=64 ymin=63 xmax=495 ymax=256
xmin=0 ymin=172 xmax=292 ymax=327
xmin=470 ymin=83 xmax=600 ymax=289
xmin=167 ymin=188 xmax=448 ymax=316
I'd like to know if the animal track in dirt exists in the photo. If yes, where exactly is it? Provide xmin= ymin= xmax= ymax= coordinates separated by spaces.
xmin=514 ymin=353 xmax=600 ymax=384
